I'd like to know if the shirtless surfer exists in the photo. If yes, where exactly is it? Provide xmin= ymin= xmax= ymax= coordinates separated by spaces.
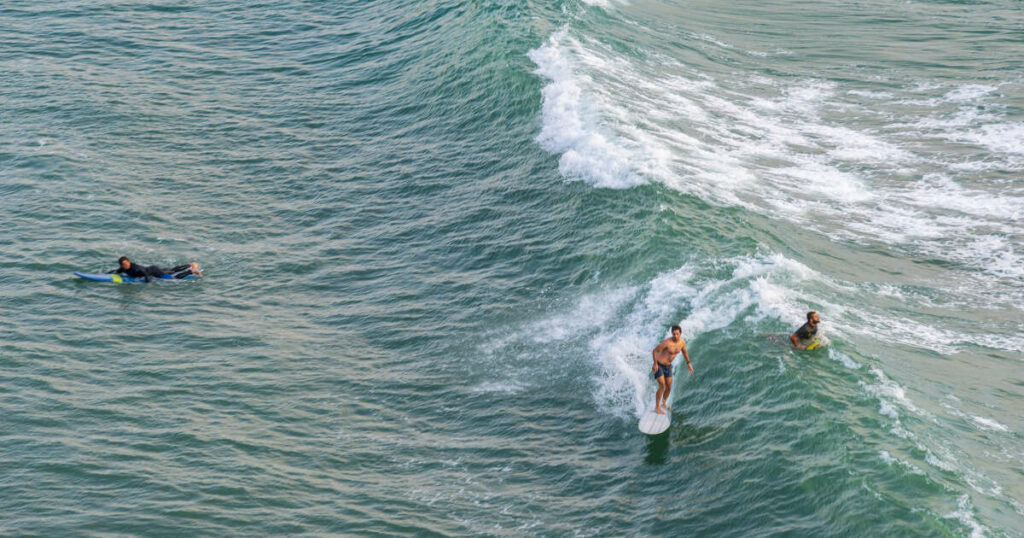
xmin=651 ymin=325 xmax=693 ymax=415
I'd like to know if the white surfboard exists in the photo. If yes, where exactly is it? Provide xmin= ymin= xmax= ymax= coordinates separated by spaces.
xmin=639 ymin=409 xmax=671 ymax=435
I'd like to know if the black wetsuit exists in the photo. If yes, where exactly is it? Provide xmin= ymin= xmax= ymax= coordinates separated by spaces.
xmin=794 ymin=321 xmax=818 ymax=341
xmin=108 ymin=262 xmax=193 ymax=282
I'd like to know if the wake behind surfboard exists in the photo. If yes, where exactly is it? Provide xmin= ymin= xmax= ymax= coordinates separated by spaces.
xmin=74 ymin=272 xmax=199 ymax=283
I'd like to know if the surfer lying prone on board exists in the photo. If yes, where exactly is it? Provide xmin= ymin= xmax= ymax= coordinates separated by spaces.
xmin=109 ymin=256 xmax=202 ymax=282
xmin=790 ymin=311 xmax=820 ymax=350
xmin=651 ymin=325 xmax=693 ymax=415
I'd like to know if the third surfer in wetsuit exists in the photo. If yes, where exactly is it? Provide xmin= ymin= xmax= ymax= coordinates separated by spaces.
xmin=108 ymin=256 xmax=201 ymax=282
xmin=651 ymin=325 xmax=693 ymax=415
xmin=790 ymin=311 xmax=820 ymax=349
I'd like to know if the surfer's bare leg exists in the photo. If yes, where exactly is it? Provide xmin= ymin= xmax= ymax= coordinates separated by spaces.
xmin=661 ymin=377 xmax=673 ymax=410
xmin=655 ymin=376 xmax=666 ymax=414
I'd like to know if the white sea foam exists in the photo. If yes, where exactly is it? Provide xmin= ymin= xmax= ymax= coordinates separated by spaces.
xmin=944 ymin=84 xmax=998 ymax=103
xmin=862 ymin=367 xmax=927 ymax=420
xmin=528 ymin=28 xmax=1024 ymax=281
xmin=945 ymin=494 xmax=988 ymax=538
xmin=829 ymin=349 xmax=861 ymax=370
xmin=925 ymin=451 xmax=957 ymax=472
xmin=528 ymin=30 xmax=646 ymax=188
xmin=472 ymin=381 xmax=526 ymax=394
xmin=941 ymin=400 xmax=1012 ymax=433
xmin=523 ymin=253 xmax=818 ymax=417
xmin=524 ymin=285 xmax=639 ymax=344
xmin=879 ymin=450 xmax=925 ymax=474
xmin=878 ymin=400 xmax=900 ymax=420
xmin=864 ymin=374 xmax=1012 ymax=504
xmin=695 ymin=33 xmax=732 ymax=49
xmin=847 ymin=90 xmax=894 ymax=100
xmin=909 ymin=107 xmax=993 ymax=130
xmin=846 ymin=309 xmax=962 ymax=355
xmin=958 ymin=122 xmax=1024 ymax=156
xmin=898 ymin=174 xmax=1023 ymax=222
xmin=807 ymin=124 xmax=915 ymax=164
xmin=970 ymin=416 xmax=1009 ymax=432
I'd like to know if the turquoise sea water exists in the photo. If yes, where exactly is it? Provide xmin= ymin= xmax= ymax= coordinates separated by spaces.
xmin=2 ymin=0 xmax=1021 ymax=535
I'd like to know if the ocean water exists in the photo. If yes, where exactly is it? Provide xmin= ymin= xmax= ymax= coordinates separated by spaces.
xmin=2 ymin=0 xmax=1021 ymax=535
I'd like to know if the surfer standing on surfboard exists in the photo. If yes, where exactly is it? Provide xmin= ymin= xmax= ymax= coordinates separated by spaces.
xmin=651 ymin=325 xmax=693 ymax=415
xmin=790 ymin=311 xmax=820 ymax=349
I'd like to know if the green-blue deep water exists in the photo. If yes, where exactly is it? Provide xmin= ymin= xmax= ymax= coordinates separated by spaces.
xmin=2 ymin=1 xmax=1022 ymax=536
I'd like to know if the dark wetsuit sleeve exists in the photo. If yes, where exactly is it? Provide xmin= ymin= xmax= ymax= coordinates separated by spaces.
xmin=109 ymin=265 xmax=149 ymax=280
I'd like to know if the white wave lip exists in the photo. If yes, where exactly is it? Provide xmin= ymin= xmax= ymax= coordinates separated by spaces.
xmin=528 ymin=29 xmax=646 ymax=189
xmin=528 ymin=27 xmax=1024 ymax=281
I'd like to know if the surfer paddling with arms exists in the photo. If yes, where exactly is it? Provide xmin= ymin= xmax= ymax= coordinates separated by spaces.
xmin=651 ymin=325 xmax=693 ymax=415
xmin=790 ymin=311 xmax=820 ymax=350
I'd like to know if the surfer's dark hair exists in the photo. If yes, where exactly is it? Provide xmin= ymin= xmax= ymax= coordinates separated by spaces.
xmin=118 ymin=256 xmax=129 ymax=264
xmin=671 ymin=325 xmax=682 ymax=333
xmin=807 ymin=311 xmax=816 ymax=321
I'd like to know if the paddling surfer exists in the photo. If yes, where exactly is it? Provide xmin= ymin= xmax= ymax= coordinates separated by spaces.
xmin=108 ymin=256 xmax=201 ymax=282
xmin=651 ymin=325 xmax=693 ymax=415
xmin=790 ymin=311 xmax=820 ymax=349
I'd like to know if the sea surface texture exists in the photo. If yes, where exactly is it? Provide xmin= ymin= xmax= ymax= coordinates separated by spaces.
xmin=2 ymin=0 xmax=1022 ymax=536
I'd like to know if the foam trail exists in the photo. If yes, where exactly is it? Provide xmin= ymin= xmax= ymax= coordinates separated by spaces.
xmin=523 ymin=254 xmax=817 ymax=418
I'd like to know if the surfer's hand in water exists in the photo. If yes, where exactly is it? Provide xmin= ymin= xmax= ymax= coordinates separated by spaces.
xmin=687 ymin=362 xmax=694 ymax=374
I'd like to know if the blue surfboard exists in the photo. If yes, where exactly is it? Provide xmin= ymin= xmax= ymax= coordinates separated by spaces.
xmin=74 ymin=272 xmax=199 ymax=283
